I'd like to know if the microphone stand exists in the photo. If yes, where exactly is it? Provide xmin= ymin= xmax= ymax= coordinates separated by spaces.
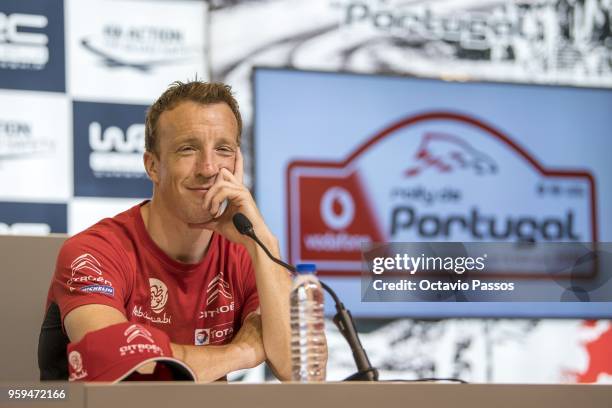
xmin=320 ymin=281 xmax=379 ymax=381
xmin=237 ymin=216 xmax=379 ymax=381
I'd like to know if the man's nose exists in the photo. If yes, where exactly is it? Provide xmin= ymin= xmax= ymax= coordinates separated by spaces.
xmin=195 ymin=150 xmax=218 ymax=179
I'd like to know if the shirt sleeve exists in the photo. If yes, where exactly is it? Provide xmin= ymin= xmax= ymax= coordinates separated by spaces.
xmin=51 ymin=230 xmax=130 ymax=325
xmin=238 ymin=246 xmax=259 ymax=324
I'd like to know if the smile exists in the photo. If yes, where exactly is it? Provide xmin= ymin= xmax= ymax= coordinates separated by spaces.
xmin=186 ymin=187 xmax=210 ymax=195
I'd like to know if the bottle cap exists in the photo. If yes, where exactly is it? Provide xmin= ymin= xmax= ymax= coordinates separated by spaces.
xmin=296 ymin=263 xmax=317 ymax=274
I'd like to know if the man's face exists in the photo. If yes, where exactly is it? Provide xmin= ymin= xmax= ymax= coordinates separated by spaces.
xmin=146 ymin=101 xmax=238 ymax=224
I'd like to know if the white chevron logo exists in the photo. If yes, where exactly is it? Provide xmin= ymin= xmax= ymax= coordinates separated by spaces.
xmin=206 ymin=272 xmax=232 ymax=305
xmin=70 ymin=253 xmax=103 ymax=276
xmin=124 ymin=324 xmax=154 ymax=344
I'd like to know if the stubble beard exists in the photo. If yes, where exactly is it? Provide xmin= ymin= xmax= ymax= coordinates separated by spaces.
xmin=179 ymin=195 xmax=215 ymax=226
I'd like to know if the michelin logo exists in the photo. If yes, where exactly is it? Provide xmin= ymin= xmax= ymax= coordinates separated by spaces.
xmin=80 ymin=284 xmax=115 ymax=296
xmin=88 ymin=121 xmax=146 ymax=178
xmin=0 ymin=13 xmax=49 ymax=69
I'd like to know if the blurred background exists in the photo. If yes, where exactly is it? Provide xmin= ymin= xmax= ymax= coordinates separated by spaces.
xmin=1 ymin=0 xmax=611 ymax=383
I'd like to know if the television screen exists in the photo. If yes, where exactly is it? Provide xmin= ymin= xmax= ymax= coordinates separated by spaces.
xmin=253 ymin=67 xmax=612 ymax=318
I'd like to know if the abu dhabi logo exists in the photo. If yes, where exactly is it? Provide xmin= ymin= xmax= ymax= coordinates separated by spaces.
xmin=0 ymin=119 xmax=55 ymax=160
xmin=206 ymin=272 xmax=232 ymax=306
xmin=0 ymin=12 xmax=49 ymax=70
xmin=68 ymin=350 xmax=87 ymax=381
xmin=80 ymin=24 xmax=200 ymax=72
xmin=124 ymin=324 xmax=154 ymax=343
xmin=149 ymin=278 xmax=169 ymax=314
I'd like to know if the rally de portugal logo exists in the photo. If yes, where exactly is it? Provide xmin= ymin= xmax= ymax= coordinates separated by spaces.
xmin=286 ymin=112 xmax=597 ymax=276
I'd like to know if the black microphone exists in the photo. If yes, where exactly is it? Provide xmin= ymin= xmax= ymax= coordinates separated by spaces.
xmin=232 ymin=213 xmax=297 ymax=274
xmin=232 ymin=212 xmax=378 ymax=381
xmin=232 ymin=213 xmax=254 ymax=236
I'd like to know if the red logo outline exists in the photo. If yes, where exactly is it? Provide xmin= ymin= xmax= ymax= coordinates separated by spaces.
xmin=286 ymin=111 xmax=598 ymax=277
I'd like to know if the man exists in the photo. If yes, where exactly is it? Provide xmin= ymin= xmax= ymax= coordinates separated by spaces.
xmin=39 ymin=81 xmax=294 ymax=382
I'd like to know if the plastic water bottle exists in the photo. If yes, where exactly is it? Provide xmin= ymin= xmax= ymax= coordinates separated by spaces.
xmin=290 ymin=263 xmax=326 ymax=381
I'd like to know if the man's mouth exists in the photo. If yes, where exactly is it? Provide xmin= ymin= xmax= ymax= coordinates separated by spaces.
xmin=186 ymin=187 xmax=212 ymax=196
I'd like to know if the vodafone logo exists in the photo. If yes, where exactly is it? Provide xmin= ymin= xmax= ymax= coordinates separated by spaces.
xmin=320 ymin=187 xmax=355 ymax=230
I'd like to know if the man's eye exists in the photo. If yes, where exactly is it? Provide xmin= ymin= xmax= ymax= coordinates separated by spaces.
xmin=217 ymin=146 xmax=233 ymax=153
xmin=178 ymin=146 xmax=196 ymax=153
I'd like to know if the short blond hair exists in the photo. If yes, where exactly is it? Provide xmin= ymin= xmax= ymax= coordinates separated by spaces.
xmin=145 ymin=81 xmax=242 ymax=153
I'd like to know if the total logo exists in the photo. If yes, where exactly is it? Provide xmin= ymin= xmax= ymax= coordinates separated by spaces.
xmin=88 ymin=121 xmax=145 ymax=177
xmin=194 ymin=324 xmax=234 ymax=346
xmin=0 ymin=12 xmax=49 ymax=69
xmin=287 ymin=112 xmax=596 ymax=275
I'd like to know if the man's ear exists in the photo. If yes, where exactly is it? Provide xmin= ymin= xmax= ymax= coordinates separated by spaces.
xmin=143 ymin=151 xmax=159 ymax=184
